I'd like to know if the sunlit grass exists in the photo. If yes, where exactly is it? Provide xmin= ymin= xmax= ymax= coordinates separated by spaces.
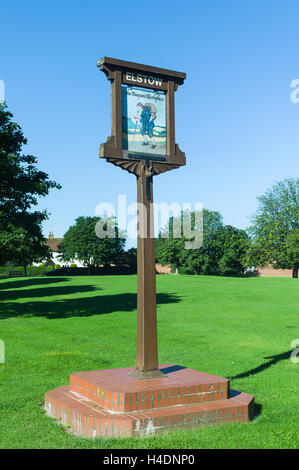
xmin=0 ymin=275 xmax=298 ymax=449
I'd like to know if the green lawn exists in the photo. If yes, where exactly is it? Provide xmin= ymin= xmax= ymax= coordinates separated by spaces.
xmin=0 ymin=274 xmax=298 ymax=449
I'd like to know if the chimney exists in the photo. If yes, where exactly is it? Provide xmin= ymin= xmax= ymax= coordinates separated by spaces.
xmin=48 ymin=231 xmax=54 ymax=239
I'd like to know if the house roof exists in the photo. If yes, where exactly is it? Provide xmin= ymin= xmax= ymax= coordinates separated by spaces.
xmin=46 ymin=233 xmax=63 ymax=252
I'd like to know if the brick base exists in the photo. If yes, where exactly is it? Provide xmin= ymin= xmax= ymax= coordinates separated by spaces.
xmin=44 ymin=365 xmax=254 ymax=438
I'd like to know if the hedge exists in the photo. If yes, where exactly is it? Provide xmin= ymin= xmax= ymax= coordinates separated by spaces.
xmin=0 ymin=266 xmax=54 ymax=277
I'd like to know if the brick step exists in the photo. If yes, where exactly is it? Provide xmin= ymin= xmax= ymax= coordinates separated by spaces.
xmin=69 ymin=365 xmax=229 ymax=412
xmin=45 ymin=385 xmax=254 ymax=438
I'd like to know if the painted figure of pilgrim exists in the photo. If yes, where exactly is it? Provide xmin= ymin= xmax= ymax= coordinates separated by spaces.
xmin=137 ymin=102 xmax=157 ymax=149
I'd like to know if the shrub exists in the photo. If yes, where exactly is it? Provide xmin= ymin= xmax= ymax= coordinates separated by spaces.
xmin=178 ymin=266 xmax=194 ymax=275
xmin=26 ymin=266 xmax=49 ymax=276
xmin=0 ymin=267 xmax=7 ymax=276
xmin=0 ymin=265 xmax=55 ymax=277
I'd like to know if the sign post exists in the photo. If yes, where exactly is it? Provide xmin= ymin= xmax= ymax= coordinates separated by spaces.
xmin=97 ymin=57 xmax=186 ymax=378
xmin=44 ymin=58 xmax=254 ymax=437
xmin=133 ymin=162 xmax=160 ymax=378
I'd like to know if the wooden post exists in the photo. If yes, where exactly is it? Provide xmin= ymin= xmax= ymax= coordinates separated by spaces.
xmin=128 ymin=163 xmax=165 ymax=379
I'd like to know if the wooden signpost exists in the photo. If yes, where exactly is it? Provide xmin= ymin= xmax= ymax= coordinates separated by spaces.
xmin=97 ymin=57 xmax=186 ymax=379
xmin=44 ymin=58 xmax=254 ymax=438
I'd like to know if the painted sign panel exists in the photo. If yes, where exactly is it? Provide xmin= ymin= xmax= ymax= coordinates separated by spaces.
xmin=122 ymin=85 xmax=166 ymax=156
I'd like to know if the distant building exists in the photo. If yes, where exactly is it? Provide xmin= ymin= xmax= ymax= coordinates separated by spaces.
xmin=156 ymin=263 xmax=294 ymax=277
xmin=155 ymin=263 xmax=172 ymax=274
xmin=43 ymin=232 xmax=64 ymax=267
xmin=33 ymin=232 xmax=85 ymax=267
xmin=255 ymin=265 xmax=293 ymax=278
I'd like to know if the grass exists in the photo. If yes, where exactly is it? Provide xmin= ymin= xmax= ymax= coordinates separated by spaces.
xmin=0 ymin=274 xmax=298 ymax=449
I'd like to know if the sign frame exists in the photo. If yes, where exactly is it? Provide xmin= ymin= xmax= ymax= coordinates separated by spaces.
xmin=97 ymin=57 xmax=186 ymax=176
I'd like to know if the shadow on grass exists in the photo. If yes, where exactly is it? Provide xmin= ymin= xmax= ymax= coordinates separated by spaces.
xmin=0 ymin=277 xmax=72 ymax=290
xmin=229 ymin=350 xmax=293 ymax=380
xmin=251 ymin=403 xmax=263 ymax=421
xmin=0 ymin=284 xmax=101 ymax=301
xmin=0 ymin=292 xmax=181 ymax=320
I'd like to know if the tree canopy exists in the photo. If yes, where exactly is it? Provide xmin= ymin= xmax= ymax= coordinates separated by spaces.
xmin=0 ymin=103 xmax=61 ymax=268
xmin=155 ymin=209 xmax=249 ymax=276
xmin=248 ymin=178 xmax=299 ymax=277
xmin=59 ymin=216 xmax=126 ymax=270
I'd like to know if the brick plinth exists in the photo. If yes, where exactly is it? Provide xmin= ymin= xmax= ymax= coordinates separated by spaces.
xmin=69 ymin=365 xmax=229 ymax=412
xmin=44 ymin=365 xmax=254 ymax=438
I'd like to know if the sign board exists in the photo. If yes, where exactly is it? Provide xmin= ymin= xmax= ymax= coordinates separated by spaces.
xmin=122 ymin=85 xmax=167 ymax=156
xmin=97 ymin=57 xmax=186 ymax=175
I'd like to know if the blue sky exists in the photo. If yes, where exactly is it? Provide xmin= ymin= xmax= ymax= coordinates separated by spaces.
xmin=1 ymin=0 xmax=298 ymax=247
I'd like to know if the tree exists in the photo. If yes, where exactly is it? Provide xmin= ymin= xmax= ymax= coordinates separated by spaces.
xmin=177 ymin=210 xmax=224 ymax=275
xmin=59 ymin=216 xmax=126 ymax=271
xmin=155 ymin=209 xmax=248 ymax=276
xmin=285 ymin=229 xmax=299 ymax=276
xmin=248 ymin=178 xmax=299 ymax=277
xmin=217 ymin=225 xmax=249 ymax=276
xmin=155 ymin=232 xmax=184 ymax=272
xmin=0 ymin=103 xmax=61 ymax=269
xmin=122 ymin=247 xmax=137 ymax=272
xmin=155 ymin=211 xmax=193 ymax=272
xmin=0 ymin=224 xmax=52 ymax=275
